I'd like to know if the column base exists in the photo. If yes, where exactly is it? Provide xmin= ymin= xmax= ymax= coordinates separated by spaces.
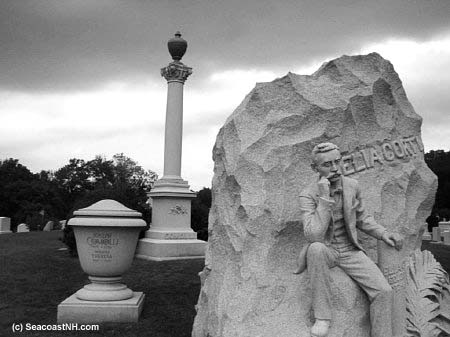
xmin=57 ymin=292 xmax=145 ymax=323
xmin=150 ymin=178 xmax=195 ymax=197
xmin=136 ymin=236 xmax=206 ymax=261
xmin=0 ymin=231 xmax=12 ymax=235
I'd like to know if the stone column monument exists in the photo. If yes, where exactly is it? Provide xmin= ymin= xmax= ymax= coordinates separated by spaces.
xmin=136 ymin=32 xmax=206 ymax=261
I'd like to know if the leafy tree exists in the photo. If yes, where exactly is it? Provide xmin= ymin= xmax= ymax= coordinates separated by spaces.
xmin=112 ymin=153 xmax=158 ymax=193
xmin=0 ymin=159 xmax=64 ymax=230
xmin=0 ymin=159 xmax=34 ymax=183
xmin=191 ymin=187 xmax=211 ymax=241
xmin=54 ymin=158 xmax=89 ymax=194
xmin=425 ymin=150 xmax=450 ymax=219
xmin=85 ymin=156 xmax=115 ymax=189
xmin=0 ymin=153 xmax=157 ymax=235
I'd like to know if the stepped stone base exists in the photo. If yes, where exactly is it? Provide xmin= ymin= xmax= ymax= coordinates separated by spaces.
xmin=57 ymin=292 xmax=144 ymax=323
xmin=136 ymin=234 xmax=206 ymax=261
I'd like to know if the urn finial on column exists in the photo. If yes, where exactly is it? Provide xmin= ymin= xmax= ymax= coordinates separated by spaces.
xmin=161 ymin=31 xmax=192 ymax=83
xmin=168 ymin=31 xmax=187 ymax=62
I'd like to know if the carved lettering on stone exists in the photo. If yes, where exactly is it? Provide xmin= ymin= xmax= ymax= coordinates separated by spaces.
xmin=341 ymin=136 xmax=424 ymax=177
xmin=86 ymin=232 xmax=118 ymax=262
xmin=163 ymin=232 xmax=193 ymax=239
xmin=382 ymin=263 xmax=407 ymax=290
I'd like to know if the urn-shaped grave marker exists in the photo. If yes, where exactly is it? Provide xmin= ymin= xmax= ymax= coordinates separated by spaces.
xmin=57 ymin=199 xmax=146 ymax=323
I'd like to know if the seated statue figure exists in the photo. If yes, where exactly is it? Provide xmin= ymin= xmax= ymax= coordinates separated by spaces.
xmin=296 ymin=142 xmax=403 ymax=337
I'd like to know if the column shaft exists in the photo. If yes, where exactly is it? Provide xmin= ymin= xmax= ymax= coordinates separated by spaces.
xmin=163 ymin=81 xmax=184 ymax=180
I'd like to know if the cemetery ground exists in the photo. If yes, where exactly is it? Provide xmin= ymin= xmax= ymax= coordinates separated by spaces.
xmin=1 ymin=233 xmax=449 ymax=337
xmin=0 ymin=231 xmax=203 ymax=337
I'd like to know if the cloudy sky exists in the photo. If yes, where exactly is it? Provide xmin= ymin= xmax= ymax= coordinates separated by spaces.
xmin=1 ymin=1 xmax=449 ymax=190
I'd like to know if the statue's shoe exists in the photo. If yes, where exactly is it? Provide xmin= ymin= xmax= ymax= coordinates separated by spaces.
xmin=311 ymin=319 xmax=330 ymax=337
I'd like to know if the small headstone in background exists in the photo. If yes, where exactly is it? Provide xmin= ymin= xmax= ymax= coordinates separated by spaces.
xmin=439 ymin=222 xmax=450 ymax=233
xmin=443 ymin=231 xmax=450 ymax=245
xmin=422 ymin=227 xmax=432 ymax=241
xmin=432 ymin=227 xmax=441 ymax=242
xmin=59 ymin=220 xmax=67 ymax=230
xmin=17 ymin=223 xmax=30 ymax=233
xmin=0 ymin=217 xmax=12 ymax=234
xmin=43 ymin=221 xmax=54 ymax=231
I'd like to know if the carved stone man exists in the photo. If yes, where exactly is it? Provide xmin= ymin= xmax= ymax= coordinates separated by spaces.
xmin=296 ymin=142 xmax=403 ymax=337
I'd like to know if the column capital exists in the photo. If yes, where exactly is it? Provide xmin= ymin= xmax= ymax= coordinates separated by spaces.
xmin=161 ymin=61 xmax=192 ymax=83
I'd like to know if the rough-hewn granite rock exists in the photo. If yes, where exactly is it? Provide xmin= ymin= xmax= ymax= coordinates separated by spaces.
xmin=193 ymin=53 xmax=438 ymax=337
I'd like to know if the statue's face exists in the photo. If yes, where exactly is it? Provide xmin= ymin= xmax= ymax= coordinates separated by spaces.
xmin=313 ymin=149 xmax=342 ymax=182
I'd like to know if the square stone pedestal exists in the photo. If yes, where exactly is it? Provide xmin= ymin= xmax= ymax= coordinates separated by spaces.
xmin=136 ymin=235 xmax=206 ymax=261
xmin=136 ymin=182 xmax=206 ymax=261
xmin=57 ymin=292 xmax=144 ymax=323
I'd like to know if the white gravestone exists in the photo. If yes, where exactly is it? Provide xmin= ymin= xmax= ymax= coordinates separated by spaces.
xmin=17 ymin=223 xmax=30 ymax=233
xmin=0 ymin=217 xmax=12 ymax=234
xmin=432 ymin=227 xmax=441 ymax=242
xmin=441 ymin=230 xmax=450 ymax=242
xmin=422 ymin=228 xmax=432 ymax=241
xmin=443 ymin=231 xmax=450 ymax=245
xmin=43 ymin=221 xmax=54 ymax=231
xmin=439 ymin=222 xmax=450 ymax=233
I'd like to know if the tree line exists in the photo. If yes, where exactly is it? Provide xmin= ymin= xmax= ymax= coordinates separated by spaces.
xmin=425 ymin=150 xmax=450 ymax=220
xmin=0 ymin=154 xmax=210 ymax=234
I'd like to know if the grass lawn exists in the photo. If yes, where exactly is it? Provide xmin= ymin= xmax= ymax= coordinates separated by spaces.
xmin=1 ymin=233 xmax=449 ymax=337
xmin=0 ymin=231 xmax=204 ymax=337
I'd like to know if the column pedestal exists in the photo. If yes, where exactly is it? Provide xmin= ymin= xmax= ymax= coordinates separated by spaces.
xmin=136 ymin=180 xmax=206 ymax=261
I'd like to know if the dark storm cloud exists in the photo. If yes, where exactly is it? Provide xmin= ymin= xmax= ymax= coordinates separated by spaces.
xmin=1 ymin=0 xmax=449 ymax=92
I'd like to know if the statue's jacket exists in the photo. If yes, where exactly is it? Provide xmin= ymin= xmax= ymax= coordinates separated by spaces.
xmin=295 ymin=176 xmax=386 ymax=274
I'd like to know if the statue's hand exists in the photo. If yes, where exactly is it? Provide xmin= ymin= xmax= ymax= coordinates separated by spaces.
xmin=318 ymin=176 xmax=330 ymax=198
xmin=381 ymin=232 xmax=403 ymax=251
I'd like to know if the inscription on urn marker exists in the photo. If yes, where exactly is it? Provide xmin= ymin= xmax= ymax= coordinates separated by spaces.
xmin=86 ymin=232 xmax=118 ymax=262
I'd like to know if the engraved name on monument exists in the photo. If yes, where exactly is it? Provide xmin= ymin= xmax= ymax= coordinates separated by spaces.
xmin=341 ymin=135 xmax=423 ymax=176
xmin=87 ymin=232 xmax=119 ymax=262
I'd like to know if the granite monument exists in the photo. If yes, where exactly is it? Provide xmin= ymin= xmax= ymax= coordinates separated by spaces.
xmin=193 ymin=53 xmax=449 ymax=337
